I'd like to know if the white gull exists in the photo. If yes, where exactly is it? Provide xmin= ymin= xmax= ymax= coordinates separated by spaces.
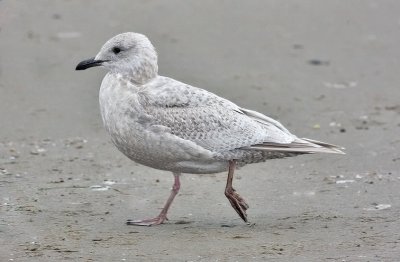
xmin=76 ymin=32 xmax=344 ymax=226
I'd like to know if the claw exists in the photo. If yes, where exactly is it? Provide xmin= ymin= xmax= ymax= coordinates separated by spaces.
xmin=225 ymin=187 xmax=249 ymax=222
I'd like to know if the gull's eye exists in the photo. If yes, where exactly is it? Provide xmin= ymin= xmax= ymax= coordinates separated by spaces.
xmin=112 ymin=47 xmax=121 ymax=54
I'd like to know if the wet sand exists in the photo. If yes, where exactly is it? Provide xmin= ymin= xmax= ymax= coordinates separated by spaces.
xmin=1 ymin=1 xmax=399 ymax=261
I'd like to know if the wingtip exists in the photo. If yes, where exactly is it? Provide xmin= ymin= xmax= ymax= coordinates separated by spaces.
xmin=332 ymin=148 xmax=346 ymax=155
xmin=300 ymin=138 xmax=345 ymax=154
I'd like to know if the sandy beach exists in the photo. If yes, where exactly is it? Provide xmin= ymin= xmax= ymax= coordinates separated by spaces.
xmin=1 ymin=1 xmax=399 ymax=261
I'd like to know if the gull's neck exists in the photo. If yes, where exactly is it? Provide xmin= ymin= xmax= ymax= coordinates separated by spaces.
xmin=114 ymin=51 xmax=158 ymax=85
xmin=127 ymin=62 xmax=158 ymax=85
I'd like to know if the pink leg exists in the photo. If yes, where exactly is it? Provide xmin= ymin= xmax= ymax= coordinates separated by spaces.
xmin=127 ymin=172 xmax=181 ymax=226
xmin=225 ymin=160 xmax=249 ymax=223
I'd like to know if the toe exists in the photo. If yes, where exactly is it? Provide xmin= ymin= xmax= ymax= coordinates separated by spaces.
xmin=126 ymin=216 xmax=166 ymax=226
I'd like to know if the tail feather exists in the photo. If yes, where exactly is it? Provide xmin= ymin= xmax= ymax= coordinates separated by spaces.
xmin=243 ymin=138 xmax=345 ymax=154
xmin=300 ymin=138 xmax=345 ymax=154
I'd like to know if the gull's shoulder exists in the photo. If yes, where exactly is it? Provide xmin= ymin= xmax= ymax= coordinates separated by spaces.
xmin=142 ymin=76 xmax=240 ymax=110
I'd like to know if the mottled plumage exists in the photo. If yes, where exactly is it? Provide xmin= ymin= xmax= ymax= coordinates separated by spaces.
xmin=76 ymin=32 xmax=344 ymax=225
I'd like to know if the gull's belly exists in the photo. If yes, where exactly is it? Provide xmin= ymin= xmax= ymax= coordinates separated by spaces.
xmin=103 ymin=110 xmax=223 ymax=173
xmin=108 ymin=123 xmax=226 ymax=173
xmin=108 ymin=123 xmax=182 ymax=167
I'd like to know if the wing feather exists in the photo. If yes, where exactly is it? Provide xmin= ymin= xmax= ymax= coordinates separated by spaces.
xmin=141 ymin=77 xmax=344 ymax=155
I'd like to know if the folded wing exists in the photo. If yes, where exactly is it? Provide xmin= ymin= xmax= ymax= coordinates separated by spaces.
xmin=142 ymin=77 xmax=344 ymax=155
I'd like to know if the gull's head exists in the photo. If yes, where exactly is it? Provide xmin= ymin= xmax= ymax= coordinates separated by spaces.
xmin=76 ymin=32 xmax=158 ymax=83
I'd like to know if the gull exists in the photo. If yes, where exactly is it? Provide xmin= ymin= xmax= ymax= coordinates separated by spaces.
xmin=76 ymin=32 xmax=344 ymax=226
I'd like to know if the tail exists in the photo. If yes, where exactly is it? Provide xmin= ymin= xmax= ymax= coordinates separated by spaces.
xmin=244 ymin=138 xmax=345 ymax=154
xmin=299 ymin=138 xmax=345 ymax=154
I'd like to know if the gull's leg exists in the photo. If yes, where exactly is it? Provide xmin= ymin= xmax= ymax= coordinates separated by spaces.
xmin=127 ymin=172 xmax=181 ymax=226
xmin=225 ymin=160 xmax=249 ymax=223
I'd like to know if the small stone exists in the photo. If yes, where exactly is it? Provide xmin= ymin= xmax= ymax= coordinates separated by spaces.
xmin=30 ymin=150 xmax=39 ymax=155
xmin=308 ymin=59 xmax=330 ymax=66
xmin=52 ymin=13 xmax=61 ymax=20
